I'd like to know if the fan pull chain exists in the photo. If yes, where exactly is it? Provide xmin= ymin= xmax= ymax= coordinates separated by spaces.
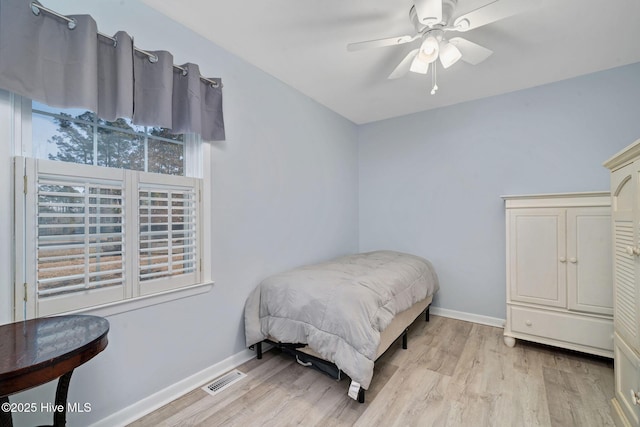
xmin=430 ymin=63 xmax=438 ymax=95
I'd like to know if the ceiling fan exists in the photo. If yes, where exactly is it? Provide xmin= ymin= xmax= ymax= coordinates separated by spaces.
xmin=347 ymin=0 xmax=534 ymax=94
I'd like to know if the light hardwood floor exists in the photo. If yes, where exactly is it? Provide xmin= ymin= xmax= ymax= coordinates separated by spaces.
xmin=129 ymin=315 xmax=614 ymax=427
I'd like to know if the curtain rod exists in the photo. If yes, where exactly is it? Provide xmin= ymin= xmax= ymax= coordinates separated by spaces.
xmin=29 ymin=2 xmax=221 ymax=88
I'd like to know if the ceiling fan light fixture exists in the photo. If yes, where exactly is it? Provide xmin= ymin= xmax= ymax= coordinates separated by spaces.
xmin=350 ymin=0 xmax=534 ymax=92
xmin=409 ymin=55 xmax=429 ymax=74
xmin=439 ymin=40 xmax=462 ymax=68
xmin=417 ymin=36 xmax=439 ymax=63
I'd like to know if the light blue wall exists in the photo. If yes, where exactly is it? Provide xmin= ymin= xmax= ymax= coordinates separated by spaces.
xmin=4 ymin=1 xmax=359 ymax=425
xmin=359 ymin=62 xmax=640 ymax=319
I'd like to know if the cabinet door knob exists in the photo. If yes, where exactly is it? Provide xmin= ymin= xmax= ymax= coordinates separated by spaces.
xmin=631 ymin=389 xmax=640 ymax=406
xmin=570 ymin=257 xmax=577 ymax=263
xmin=626 ymin=246 xmax=635 ymax=256
xmin=634 ymin=248 xmax=640 ymax=256
xmin=559 ymin=257 xmax=567 ymax=263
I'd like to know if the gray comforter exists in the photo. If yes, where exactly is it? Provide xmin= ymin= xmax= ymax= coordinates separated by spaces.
xmin=244 ymin=250 xmax=439 ymax=390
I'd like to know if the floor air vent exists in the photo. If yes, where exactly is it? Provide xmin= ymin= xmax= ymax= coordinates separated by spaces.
xmin=202 ymin=369 xmax=247 ymax=396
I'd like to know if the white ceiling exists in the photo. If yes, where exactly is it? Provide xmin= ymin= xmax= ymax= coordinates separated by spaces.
xmin=141 ymin=0 xmax=640 ymax=124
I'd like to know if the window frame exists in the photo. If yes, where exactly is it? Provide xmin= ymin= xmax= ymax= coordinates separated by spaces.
xmin=10 ymin=93 xmax=213 ymax=321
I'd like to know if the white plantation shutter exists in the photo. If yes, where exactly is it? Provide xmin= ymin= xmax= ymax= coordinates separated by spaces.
xmin=37 ymin=177 xmax=125 ymax=295
xmin=138 ymin=173 xmax=200 ymax=295
xmin=29 ymin=159 xmax=127 ymax=316
xmin=19 ymin=158 xmax=202 ymax=317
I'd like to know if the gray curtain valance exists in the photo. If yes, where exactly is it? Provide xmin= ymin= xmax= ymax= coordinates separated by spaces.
xmin=98 ymin=30 xmax=134 ymax=121
xmin=0 ymin=0 xmax=225 ymax=141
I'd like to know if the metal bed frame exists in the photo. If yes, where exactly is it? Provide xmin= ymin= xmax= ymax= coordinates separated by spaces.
xmin=252 ymin=305 xmax=430 ymax=403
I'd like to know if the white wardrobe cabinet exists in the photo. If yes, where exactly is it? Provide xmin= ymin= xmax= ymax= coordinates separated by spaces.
xmin=605 ymin=139 xmax=640 ymax=427
xmin=503 ymin=193 xmax=613 ymax=358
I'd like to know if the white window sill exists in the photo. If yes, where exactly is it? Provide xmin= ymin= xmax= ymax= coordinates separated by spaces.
xmin=59 ymin=281 xmax=214 ymax=318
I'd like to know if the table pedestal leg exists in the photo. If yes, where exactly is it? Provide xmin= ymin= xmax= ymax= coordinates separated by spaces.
xmin=0 ymin=370 xmax=75 ymax=427
xmin=0 ymin=396 xmax=12 ymax=427
xmin=52 ymin=370 xmax=73 ymax=427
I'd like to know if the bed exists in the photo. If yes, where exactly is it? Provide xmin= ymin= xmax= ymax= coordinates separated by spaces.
xmin=244 ymin=250 xmax=439 ymax=402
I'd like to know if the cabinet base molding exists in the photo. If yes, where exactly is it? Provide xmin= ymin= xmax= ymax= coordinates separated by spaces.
xmin=503 ymin=332 xmax=613 ymax=359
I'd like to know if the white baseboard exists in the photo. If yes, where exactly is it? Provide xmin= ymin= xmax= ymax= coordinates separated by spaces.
xmin=430 ymin=306 xmax=505 ymax=328
xmin=89 ymin=348 xmax=257 ymax=427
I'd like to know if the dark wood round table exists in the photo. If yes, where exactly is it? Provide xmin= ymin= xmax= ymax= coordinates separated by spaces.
xmin=0 ymin=315 xmax=109 ymax=427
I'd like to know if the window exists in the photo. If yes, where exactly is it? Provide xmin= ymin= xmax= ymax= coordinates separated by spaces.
xmin=31 ymin=102 xmax=186 ymax=174
xmin=14 ymin=100 xmax=207 ymax=319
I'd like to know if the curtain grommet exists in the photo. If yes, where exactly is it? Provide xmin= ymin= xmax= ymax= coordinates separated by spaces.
xmin=67 ymin=17 xmax=77 ymax=30
xmin=149 ymin=55 xmax=158 ymax=64
xmin=30 ymin=2 xmax=41 ymax=16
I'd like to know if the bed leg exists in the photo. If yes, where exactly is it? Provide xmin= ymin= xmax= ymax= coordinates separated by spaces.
xmin=358 ymin=387 xmax=365 ymax=404
xmin=425 ymin=306 xmax=430 ymax=322
xmin=402 ymin=328 xmax=408 ymax=350
xmin=256 ymin=342 xmax=263 ymax=359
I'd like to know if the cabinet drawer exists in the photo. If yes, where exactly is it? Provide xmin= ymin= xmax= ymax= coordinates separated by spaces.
xmin=614 ymin=335 xmax=640 ymax=426
xmin=510 ymin=306 xmax=613 ymax=351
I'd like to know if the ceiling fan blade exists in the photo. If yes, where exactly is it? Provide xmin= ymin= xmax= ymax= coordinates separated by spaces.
xmin=453 ymin=0 xmax=534 ymax=32
xmin=448 ymin=37 xmax=493 ymax=65
xmin=347 ymin=35 xmax=417 ymax=51
xmin=388 ymin=49 xmax=420 ymax=79
xmin=414 ymin=0 xmax=443 ymax=26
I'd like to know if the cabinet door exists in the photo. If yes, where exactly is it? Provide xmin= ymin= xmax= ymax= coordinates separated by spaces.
xmin=508 ymin=208 xmax=566 ymax=307
xmin=613 ymin=335 xmax=640 ymax=426
xmin=611 ymin=161 xmax=640 ymax=352
xmin=567 ymin=207 xmax=613 ymax=315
